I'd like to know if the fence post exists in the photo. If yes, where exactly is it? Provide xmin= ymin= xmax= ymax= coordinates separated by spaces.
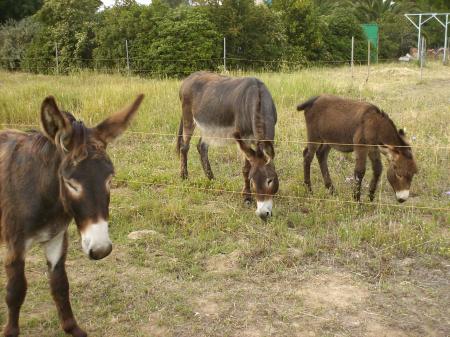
xmin=444 ymin=14 xmax=448 ymax=65
xmin=366 ymin=40 xmax=370 ymax=83
xmin=351 ymin=36 xmax=354 ymax=83
xmin=125 ymin=39 xmax=130 ymax=75
xmin=223 ymin=37 xmax=226 ymax=72
xmin=420 ymin=37 xmax=425 ymax=81
xmin=55 ymin=42 xmax=59 ymax=75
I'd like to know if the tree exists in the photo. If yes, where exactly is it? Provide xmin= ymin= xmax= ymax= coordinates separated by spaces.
xmin=26 ymin=0 xmax=101 ymax=73
xmin=0 ymin=0 xmax=43 ymax=23
xmin=144 ymin=6 xmax=220 ymax=76
xmin=0 ymin=18 xmax=40 ymax=70
xmin=347 ymin=0 xmax=417 ymax=23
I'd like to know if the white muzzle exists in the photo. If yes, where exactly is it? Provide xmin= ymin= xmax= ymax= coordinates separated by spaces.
xmin=395 ymin=190 xmax=409 ymax=202
xmin=256 ymin=199 xmax=273 ymax=220
xmin=81 ymin=220 xmax=112 ymax=260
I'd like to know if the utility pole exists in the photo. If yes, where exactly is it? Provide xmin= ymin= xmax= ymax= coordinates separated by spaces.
xmin=55 ymin=42 xmax=59 ymax=75
xmin=125 ymin=40 xmax=130 ymax=74
xmin=223 ymin=37 xmax=226 ymax=72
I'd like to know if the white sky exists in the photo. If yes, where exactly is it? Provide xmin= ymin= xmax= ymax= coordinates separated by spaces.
xmin=101 ymin=0 xmax=152 ymax=8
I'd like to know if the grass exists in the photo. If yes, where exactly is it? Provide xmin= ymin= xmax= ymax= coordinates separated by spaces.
xmin=0 ymin=63 xmax=449 ymax=337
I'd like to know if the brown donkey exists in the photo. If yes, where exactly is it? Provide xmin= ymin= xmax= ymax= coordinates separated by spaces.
xmin=177 ymin=71 xmax=279 ymax=220
xmin=0 ymin=94 xmax=144 ymax=337
xmin=297 ymin=95 xmax=417 ymax=202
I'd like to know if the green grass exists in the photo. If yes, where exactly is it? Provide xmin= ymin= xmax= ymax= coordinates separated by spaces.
xmin=0 ymin=63 xmax=449 ymax=337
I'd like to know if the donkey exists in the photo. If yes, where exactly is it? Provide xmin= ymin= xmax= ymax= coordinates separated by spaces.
xmin=0 ymin=94 xmax=144 ymax=337
xmin=177 ymin=71 xmax=279 ymax=220
xmin=297 ymin=94 xmax=417 ymax=203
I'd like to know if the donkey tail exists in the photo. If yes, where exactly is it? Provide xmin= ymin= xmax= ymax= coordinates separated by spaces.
xmin=296 ymin=96 xmax=320 ymax=111
xmin=176 ymin=117 xmax=183 ymax=156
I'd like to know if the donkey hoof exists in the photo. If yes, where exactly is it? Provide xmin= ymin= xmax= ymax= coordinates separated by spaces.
xmin=3 ymin=326 xmax=19 ymax=337
xmin=67 ymin=327 xmax=87 ymax=337
xmin=180 ymin=172 xmax=188 ymax=180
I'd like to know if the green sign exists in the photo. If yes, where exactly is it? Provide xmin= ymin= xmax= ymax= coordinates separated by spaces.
xmin=361 ymin=23 xmax=379 ymax=63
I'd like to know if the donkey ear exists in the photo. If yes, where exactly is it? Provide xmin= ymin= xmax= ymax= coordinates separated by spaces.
xmin=41 ymin=96 xmax=72 ymax=149
xmin=233 ymin=131 xmax=256 ymax=161
xmin=94 ymin=94 xmax=144 ymax=145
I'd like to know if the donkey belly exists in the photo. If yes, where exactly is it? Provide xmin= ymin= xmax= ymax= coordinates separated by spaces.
xmin=194 ymin=119 xmax=239 ymax=146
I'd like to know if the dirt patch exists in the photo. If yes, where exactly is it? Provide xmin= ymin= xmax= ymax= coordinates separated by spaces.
xmin=206 ymin=250 xmax=240 ymax=273
xmin=194 ymin=294 xmax=220 ymax=317
xmin=296 ymin=271 xmax=370 ymax=309
xmin=140 ymin=312 xmax=172 ymax=337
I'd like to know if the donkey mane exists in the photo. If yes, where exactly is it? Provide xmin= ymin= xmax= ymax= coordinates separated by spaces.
xmin=372 ymin=106 xmax=410 ymax=150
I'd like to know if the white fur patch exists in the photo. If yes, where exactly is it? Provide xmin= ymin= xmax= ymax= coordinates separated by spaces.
xmin=194 ymin=119 xmax=238 ymax=146
xmin=45 ymin=231 xmax=65 ymax=271
xmin=81 ymin=220 xmax=111 ymax=256
xmin=396 ymin=190 xmax=409 ymax=200
xmin=256 ymin=199 xmax=273 ymax=218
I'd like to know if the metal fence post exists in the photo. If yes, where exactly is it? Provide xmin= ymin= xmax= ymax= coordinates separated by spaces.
xmin=366 ymin=40 xmax=370 ymax=83
xmin=125 ymin=39 xmax=130 ymax=75
xmin=55 ymin=42 xmax=59 ymax=75
xmin=223 ymin=37 xmax=226 ymax=72
xmin=351 ymin=36 xmax=354 ymax=83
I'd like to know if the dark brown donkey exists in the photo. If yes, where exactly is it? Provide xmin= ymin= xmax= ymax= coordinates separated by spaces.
xmin=297 ymin=94 xmax=417 ymax=202
xmin=0 ymin=94 xmax=144 ymax=337
xmin=177 ymin=71 xmax=279 ymax=220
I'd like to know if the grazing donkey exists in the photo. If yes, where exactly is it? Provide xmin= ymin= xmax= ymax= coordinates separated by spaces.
xmin=177 ymin=71 xmax=279 ymax=220
xmin=297 ymin=94 xmax=417 ymax=202
xmin=0 ymin=94 xmax=144 ymax=337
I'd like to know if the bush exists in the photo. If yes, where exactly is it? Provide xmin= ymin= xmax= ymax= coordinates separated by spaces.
xmin=0 ymin=18 xmax=40 ymax=70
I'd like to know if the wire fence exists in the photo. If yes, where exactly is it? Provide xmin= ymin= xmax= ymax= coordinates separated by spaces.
xmin=0 ymin=122 xmax=449 ymax=214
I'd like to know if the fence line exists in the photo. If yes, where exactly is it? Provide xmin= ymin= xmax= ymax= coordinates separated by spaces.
xmin=1 ymin=123 xmax=449 ymax=150
xmin=115 ymin=178 xmax=450 ymax=213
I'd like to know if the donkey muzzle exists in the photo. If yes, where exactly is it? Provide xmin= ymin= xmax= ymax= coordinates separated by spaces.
xmin=395 ymin=190 xmax=409 ymax=203
xmin=81 ymin=220 xmax=113 ymax=260
xmin=256 ymin=199 xmax=273 ymax=221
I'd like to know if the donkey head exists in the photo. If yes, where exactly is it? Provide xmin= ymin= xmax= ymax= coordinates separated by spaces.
xmin=234 ymin=132 xmax=279 ymax=220
xmin=40 ymin=94 xmax=144 ymax=259
xmin=380 ymin=129 xmax=418 ymax=203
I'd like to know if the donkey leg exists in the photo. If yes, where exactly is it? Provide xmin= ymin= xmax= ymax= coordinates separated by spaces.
xmin=368 ymin=150 xmax=383 ymax=201
xmin=3 ymin=249 xmax=27 ymax=337
xmin=303 ymin=144 xmax=319 ymax=192
xmin=353 ymin=147 xmax=368 ymax=201
xmin=316 ymin=145 xmax=335 ymax=193
xmin=242 ymin=159 xmax=252 ymax=205
xmin=180 ymin=113 xmax=195 ymax=180
xmin=197 ymin=138 xmax=214 ymax=180
xmin=46 ymin=232 xmax=87 ymax=337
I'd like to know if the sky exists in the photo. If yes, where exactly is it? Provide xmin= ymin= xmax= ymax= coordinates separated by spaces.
xmin=101 ymin=0 xmax=152 ymax=8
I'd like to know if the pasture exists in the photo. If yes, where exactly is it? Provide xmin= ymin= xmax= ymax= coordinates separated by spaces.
xmin=0 ymin=63 xmax=449 ymax=337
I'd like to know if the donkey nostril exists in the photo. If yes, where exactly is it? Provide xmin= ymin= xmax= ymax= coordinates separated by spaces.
xmin=266 ymin=211 xmax=271 ymax=217
xmin=397 ymin=198 xmax=406 ymax=203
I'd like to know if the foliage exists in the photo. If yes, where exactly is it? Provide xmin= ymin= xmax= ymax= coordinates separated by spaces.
xmin=143 ymin=6 xmax=221 ymax=76
xmin=26 ymin=0 xmax=101 ymax=73
xmin=322 ymin=8 xmax=367 ymax=62
xmin=207 ymin=0 xmax=286 ymax=70
xmin=0 ymin=0 xmax=43 ymax=23
xmin=0 ymin=18 xmax=40 ymax=70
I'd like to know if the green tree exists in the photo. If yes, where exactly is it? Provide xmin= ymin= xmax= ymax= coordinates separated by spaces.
xmin=26 ymin=0 xmax=101 ymax=73
xmin=0 ymin=18 xmax=40 ymax=70
xmin=145 ymin=6 xmax=220 ymax=76
xmin=207 ymin=0 xmax=286 ymax=70
xmin=0 ymin=0 xmax=43 ymax=23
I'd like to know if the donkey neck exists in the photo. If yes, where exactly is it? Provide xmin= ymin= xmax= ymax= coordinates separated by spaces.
xmin=372 ymin=113 xmax=403 ymax=146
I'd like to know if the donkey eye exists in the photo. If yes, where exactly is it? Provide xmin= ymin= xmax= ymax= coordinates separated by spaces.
xmin=106 ymin=175 xmax=113 ymax=190
xmin=64 ymin=178 xmax=81 ymax=194
xmin=267 ymin=178 xmax=273 ymax=186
